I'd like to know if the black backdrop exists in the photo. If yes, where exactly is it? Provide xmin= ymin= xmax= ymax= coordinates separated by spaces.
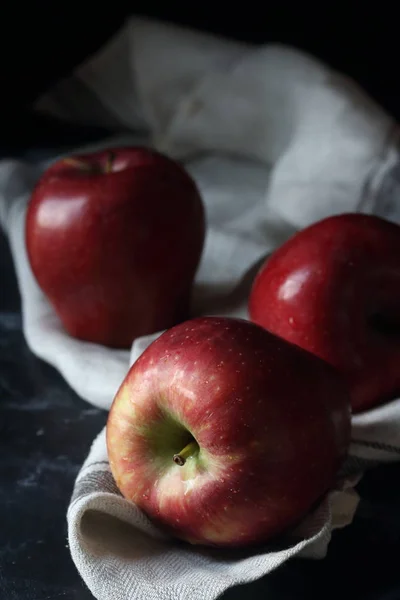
xmin=1 ymin=2 xmax=399 ymax=144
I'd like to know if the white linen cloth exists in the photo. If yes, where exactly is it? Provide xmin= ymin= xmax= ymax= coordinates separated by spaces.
xmin=1 ymin=16 xmax=400 ymax=600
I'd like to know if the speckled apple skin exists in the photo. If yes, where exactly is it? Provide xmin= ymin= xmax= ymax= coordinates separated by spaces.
xmin=107 ymin=316 xmax=351 ymax=548
xmin=249 ymin=213 xmax=400 ymax=413
xmin=26 ymin=147 xmax=205 ymax=348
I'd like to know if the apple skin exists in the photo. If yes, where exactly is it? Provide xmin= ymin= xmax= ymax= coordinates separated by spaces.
xmin=26 ymin=147 xmax=205 ymax=348
xmin=106 ymin=316 xmax=350 ymax=548
xmin=248 ymin=213 xmax=400 ymax=414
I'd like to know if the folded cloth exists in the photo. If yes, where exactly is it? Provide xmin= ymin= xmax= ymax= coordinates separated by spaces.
xmin=1 ymin=15 xmax=400 ymax=600
xmin=68 ymin=427 xmax=361 ymax=600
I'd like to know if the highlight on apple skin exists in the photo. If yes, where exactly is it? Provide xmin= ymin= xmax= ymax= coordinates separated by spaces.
xmin=26 ymin=146 xmax=206 ymax=349
xmin=106 ymin=316 xmax=351 ymax=549
xmin=249 ymin=213 xmax=400 ymax=414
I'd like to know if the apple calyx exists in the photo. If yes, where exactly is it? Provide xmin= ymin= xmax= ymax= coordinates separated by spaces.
xmin=63 ymin=150 xmax=116 ymax=174
xmin=173 ymin=440 xmax=199 ymax=466
xmin=63 ymin=157 xmax=93 ymax=171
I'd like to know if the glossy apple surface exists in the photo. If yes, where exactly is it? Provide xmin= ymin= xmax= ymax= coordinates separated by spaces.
xmin=107 ymin=316 xmax=350 ymax=548
xmin=249 ymin=213 xmax=400 ymax=413
xmin=26 ymin=147 xmax=205 ymax=348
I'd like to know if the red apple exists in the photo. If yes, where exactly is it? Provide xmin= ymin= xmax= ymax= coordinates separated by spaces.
xmin=106 ymin=316 xmax=350 ymax=548
xmin=249 ymin=213 xmax=400 ymax=414
xmin=26 ymin=146 xmax=205 ymax=348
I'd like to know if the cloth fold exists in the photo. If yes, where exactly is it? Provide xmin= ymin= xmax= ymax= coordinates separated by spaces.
xmin=68 ymin=427 xmax=360 ymax=600
xmin=1 ymin=15 xmax=400 ymax=600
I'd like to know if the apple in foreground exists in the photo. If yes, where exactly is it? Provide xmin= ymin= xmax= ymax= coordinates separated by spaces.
xmin=249 ymin=213 xmax=400 ymax=414
xmin=26 ymin=146 xmax=205 ymax=348
xmin=106 ymin=316 xmax=350 ymax=548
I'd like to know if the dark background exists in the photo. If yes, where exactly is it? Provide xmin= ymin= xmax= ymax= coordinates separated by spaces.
xmin=2 ymin=4 xmax=400 ymax=599
xmin=1 ymin=2 xmax=400 ymax=144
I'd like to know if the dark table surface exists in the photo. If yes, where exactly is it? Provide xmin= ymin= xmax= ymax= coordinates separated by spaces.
xmin=1 ymin=118 xmax=400 ymax=600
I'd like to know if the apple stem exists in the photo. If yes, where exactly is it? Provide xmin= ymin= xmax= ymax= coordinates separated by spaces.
xmin=105 ymin=150 xmax=115 ymax=174
xmin=173 ymin=440 xmax=198 ymax=466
